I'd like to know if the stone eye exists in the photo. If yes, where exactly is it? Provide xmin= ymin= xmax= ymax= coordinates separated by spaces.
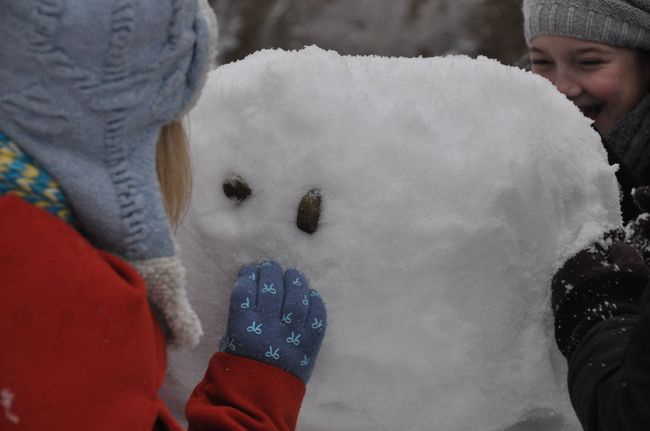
xmin=223 ymin=175 xmax=252 ymax=202
xmin=297 ymin=188 xmax=322 ymax=234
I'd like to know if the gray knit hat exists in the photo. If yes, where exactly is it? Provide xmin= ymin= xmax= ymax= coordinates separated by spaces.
xmin=522 ymin=0 xmax=650 ymax=49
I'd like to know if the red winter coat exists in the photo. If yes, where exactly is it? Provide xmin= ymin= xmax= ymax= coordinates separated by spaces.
xmin=0 ymin=195 xmax=305 ymax=430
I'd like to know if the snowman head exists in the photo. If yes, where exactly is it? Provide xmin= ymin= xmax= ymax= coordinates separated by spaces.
xmin=166 ymin=47 xmax=620 ymax=431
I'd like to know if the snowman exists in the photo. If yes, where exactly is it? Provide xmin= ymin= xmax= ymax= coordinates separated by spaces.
xmin=161 ymin=47 xmax=620 ymax=431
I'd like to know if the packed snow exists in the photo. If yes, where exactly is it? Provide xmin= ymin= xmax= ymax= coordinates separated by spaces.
xmin=161 ymin=46 xmax=621 ymax=430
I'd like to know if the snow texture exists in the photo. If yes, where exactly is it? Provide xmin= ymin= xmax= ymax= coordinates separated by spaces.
xmin=161 ymin=46 xmax=621 ymax=430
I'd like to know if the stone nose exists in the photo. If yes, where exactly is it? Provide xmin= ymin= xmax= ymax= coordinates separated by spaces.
xmin=297 ymin=188 xmax=322 ymax=234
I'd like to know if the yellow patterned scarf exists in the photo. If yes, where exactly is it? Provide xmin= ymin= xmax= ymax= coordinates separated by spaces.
xmin=0 ymin=131 xmax=76 ymax=224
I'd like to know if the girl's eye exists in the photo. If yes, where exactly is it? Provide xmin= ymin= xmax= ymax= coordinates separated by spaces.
xmin=579 ymin=59 xmax=604 ymax=67
xmin=223 ymin=175 xmax=252 ymax=202
xmin=530 ymin=58 xmax=552 ymax=67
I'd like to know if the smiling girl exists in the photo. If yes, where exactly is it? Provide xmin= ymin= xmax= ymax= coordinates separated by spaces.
xmin=523 ymin=2 xmax=650 ymax=429
xmin=523 ymin=0 xmax=650 ymax=222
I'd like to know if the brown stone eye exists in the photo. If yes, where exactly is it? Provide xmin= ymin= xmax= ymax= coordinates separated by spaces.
xmin=223 ymin=175 xmax=252 ymax=202
xmin=297 ymin=188 xmax=322 ymax=234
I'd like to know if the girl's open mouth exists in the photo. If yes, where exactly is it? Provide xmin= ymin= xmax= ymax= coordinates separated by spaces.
xmin=578 ymin=104 xmax=603 ymax=121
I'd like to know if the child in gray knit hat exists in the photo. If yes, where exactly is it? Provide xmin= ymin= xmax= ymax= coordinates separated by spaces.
xmin=523 ymin=0 xmax=650 ymax=192
xmin=523 ymin=1 xmax=650 ymax=430
xmin=0 ymin=0 xmax=325 ymax=429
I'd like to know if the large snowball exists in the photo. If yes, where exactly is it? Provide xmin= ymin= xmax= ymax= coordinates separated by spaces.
xmin=162 ymin=47 xmax=621 ymax=431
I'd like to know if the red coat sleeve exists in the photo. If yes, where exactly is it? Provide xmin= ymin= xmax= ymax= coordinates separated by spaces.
xmin=186 ymin=353 xmax=306 ymax=431
xmin=0 ymin=195 xmax=182 ymax=431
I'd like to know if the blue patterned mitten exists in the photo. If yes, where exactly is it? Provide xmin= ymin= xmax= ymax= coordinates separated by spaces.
xmin=221 ymin=260 xmax=327 ymax=383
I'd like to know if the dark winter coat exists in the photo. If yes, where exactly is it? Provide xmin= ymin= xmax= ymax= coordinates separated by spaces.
xmin=552 ymin=235 xmax=650 ymax=430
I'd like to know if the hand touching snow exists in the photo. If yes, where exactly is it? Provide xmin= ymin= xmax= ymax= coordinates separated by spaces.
xmin=552 ymin=232 xmax=648 ymax=357
xmin=221 ymin=261 xmax=326 ymax=383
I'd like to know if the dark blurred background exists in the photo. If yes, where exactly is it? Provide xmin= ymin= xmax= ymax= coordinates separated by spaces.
xmin=208 ymin=0 xmax=526 ymax=65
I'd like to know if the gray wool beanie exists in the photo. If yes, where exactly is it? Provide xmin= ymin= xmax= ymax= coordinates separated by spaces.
xmin=0 ymin=0 xmax=218 ymax=349
xmin=522 ymin=0 xmax=650 ymax=49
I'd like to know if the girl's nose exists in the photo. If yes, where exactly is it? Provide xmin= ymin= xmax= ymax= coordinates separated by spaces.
xmin=552 ymin=69 xmax=581 ymax=98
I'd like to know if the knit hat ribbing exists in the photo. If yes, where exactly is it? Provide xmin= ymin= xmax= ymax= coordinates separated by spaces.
xmin=522 ymin=0 xmax=650 ymax=50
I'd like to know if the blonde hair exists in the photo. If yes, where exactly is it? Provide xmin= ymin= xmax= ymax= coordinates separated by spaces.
xmin=156 ymin=120 xmax=192 ymax=229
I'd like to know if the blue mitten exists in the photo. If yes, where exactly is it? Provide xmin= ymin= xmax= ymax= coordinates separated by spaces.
xmin=221 ymin=260 xmax=327 ymax=383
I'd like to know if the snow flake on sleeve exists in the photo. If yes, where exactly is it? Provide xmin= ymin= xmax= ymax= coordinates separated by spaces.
xmin=1 ymin=388 xmax=19 ymax=424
